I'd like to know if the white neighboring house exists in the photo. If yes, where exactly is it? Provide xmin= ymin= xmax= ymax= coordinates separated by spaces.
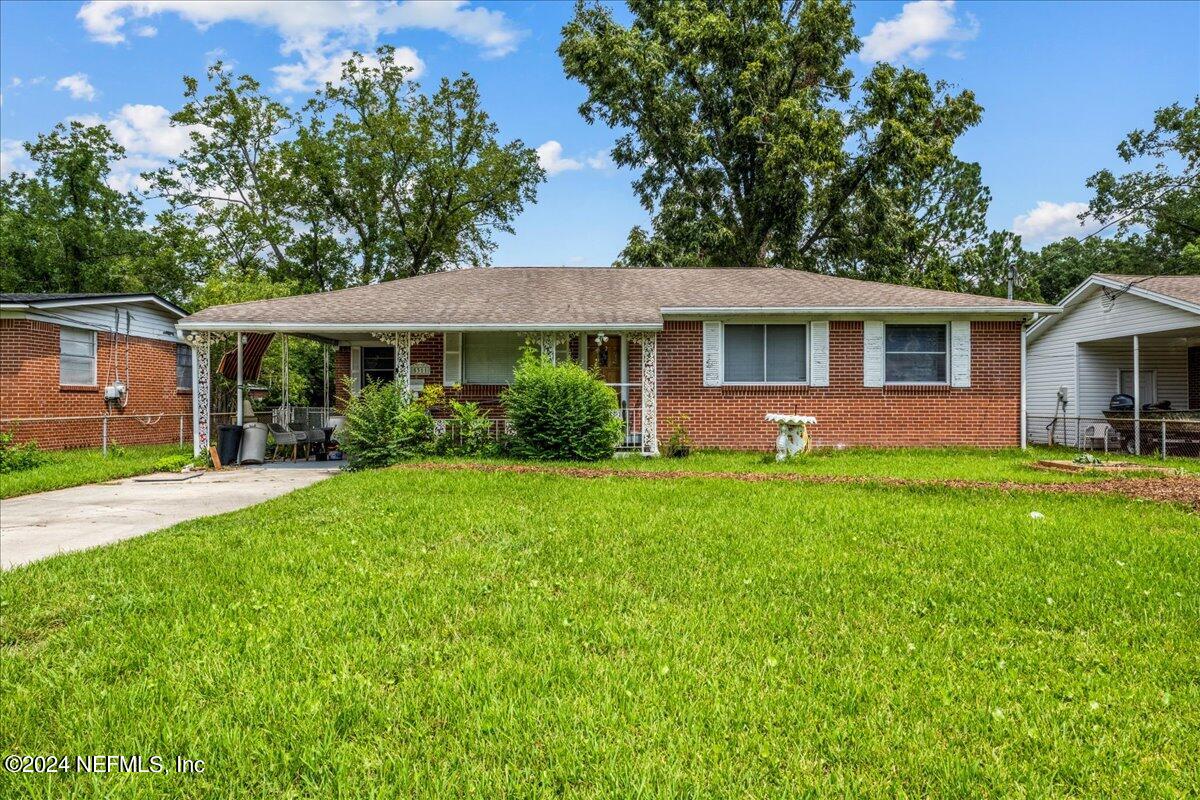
xmin=1025 ymin=274 xmax=1200 ymax=450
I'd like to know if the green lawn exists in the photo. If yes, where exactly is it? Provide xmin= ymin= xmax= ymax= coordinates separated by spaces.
xmin=2 ymin=466 xmax=1197 ymax=797
xmin=436 ymin=445 xmax=1200 ymax=484
xmin=0 ymin=444 xmax=189 ymax=499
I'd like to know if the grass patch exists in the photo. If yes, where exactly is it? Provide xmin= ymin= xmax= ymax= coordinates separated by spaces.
xmin=2 ymin=467 xmax=1197 ymax=797
xmin=0 ymin=444 xmax=189 ymax=499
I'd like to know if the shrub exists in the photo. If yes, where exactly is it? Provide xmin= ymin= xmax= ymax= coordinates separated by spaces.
xmin=338 ymin=380 xmax=434 ymax=469
xmin=0 ymin=430 xmax=44 ymax=474
xmin=663 ymin=415 xmax=694 ymax=458
xmin=153 ymin=454 xmax=193 ymax=473
xmin=435 ymin=399 xmax=496 ymax=456
xmin=501 ymin=353 xmax=623 ymax=461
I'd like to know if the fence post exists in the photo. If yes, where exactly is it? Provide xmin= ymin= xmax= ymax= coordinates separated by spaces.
xmin=102 ymin=415 xmax=108 ymax=456
xmin=1161 ymin=420 xmax=1167 ymax=460
xmin=179 ymin=415 xmax=184 ymax=448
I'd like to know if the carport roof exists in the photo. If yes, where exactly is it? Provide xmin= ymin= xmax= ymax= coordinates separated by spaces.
xmin=1093 ymin=274 xmax=1200 ymax=308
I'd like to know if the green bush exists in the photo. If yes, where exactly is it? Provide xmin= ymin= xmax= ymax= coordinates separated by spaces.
xmin=435 ymin=399 xmax=496 ymax=456
xmin=338 ymin=381 xmax=435 ymax=469
xmin=501 ymin=353 xmax=624 ymax=461
xmin=152 ymin=453 xmax=192 ymax=473
xmin=0 ymin=430 xmax=44 ymax=474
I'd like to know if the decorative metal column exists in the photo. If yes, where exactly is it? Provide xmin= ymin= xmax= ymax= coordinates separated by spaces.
xmin=631 ymin=332 xmax=659 ymax=456
xmin=372 ymin=332 xmax=433 ymax=399
xmin=184 ymin=331 xmax=224 ymax=458
xmin=533 ymin=332 xmax=568 ymax=363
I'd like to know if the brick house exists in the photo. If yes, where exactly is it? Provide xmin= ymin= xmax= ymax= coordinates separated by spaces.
xmin=176 ymin=268 xmax=1059 ymax=455
xmin=1 ymin=293 xmax=191 ymax=449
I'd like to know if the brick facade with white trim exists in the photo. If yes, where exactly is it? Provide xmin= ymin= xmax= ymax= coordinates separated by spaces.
xmin=331 ymin=319 xmax=1022 ymax=450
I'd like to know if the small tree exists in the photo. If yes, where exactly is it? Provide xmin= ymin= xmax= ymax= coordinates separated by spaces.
xmin=501 ymin=353 xmax=624 ymax=461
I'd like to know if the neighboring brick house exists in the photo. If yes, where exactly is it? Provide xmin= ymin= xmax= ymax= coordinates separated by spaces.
xmin=1 ymin=293 xmax=191 ymax=449
xmin=177 ymin=268 xmax=1059 ymax=455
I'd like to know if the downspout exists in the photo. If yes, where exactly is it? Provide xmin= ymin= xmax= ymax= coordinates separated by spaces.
xmin=1021 ymin=313 xmax=1036 ymax=450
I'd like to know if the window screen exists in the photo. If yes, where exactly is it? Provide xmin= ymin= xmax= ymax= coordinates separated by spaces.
xmin=463 ymin=332 xmax=525 ymax=385
xmin=723 ymin=324 xmax=806 ymax=383
xmin=176 ymin=344 xmax=193 ymax=389
xmin=884 ymin=324 xmax=947 ymax=383
xmin=59 ymin=327 xmax=96 ymax=385
xmin=1118 ymin=370 xmax=1155 ymax=402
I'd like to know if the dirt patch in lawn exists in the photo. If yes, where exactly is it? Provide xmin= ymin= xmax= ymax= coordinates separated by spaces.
xmin=401 ymin=462 xmax=1200 ymax=511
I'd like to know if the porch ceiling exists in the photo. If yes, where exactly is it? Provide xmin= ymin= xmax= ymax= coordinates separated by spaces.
xmin=1079 ymin=325 xmax=1200 ymax=347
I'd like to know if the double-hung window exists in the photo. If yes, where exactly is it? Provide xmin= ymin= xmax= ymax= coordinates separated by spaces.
xmin=463 ymin=332 xmax=525 ymax=385
xmin=176 ymin=344 xmax=193 ymax=390
xmin=884 ymin=324 xmax=948 ymax=384
xmin=723 ymin=324 xmax=807 ymax=383
xmin=59 ymin=327 xmax=96 ymax=386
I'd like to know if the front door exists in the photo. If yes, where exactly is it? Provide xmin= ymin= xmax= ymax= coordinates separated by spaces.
xmin=586 ymin=335 xmax=622 ymax=385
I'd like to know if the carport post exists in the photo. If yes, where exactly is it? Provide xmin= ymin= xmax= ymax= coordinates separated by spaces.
xmin=236 ymin=333 xmax=244 ymax=426
xmin=1133 ymin=334 xmax=1141 ymax=455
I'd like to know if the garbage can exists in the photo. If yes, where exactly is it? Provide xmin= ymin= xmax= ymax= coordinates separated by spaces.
xmin=217 ymin=424 xmax=243 ymax=467
xmin=239 ymin=422 xmax=268 ymax=465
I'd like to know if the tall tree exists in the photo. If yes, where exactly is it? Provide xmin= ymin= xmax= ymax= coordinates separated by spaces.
xmin=0 ymin=121 xmax=186 ymax=296
xmin=559 ymin=0 xmax=987 ymax=277
xmin=1025 ymin=98 xmax=1199 ymax=303
xmin=290 ymin=47 xmax=545 ymax=281
xmin=146 ymin=64 xmax=315 ymax=284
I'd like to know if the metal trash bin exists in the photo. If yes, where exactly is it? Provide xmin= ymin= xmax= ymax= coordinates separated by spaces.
xmin=217 ymin=425 xmax=243 ymax=467
xmin=239 ymin=422 xmax=268 ymax=465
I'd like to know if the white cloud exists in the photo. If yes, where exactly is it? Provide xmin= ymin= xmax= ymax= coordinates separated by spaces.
xmin=55 ymin=73 xmax=98 ymax=101
xmin=2 ymin=140 xmax=27 ymax=175
xmin=272 ymin=46 xmax=423 ymax=93
xmin=135 ymin=24 xmax=157 ymax=37
xmin=1012 ymin=201 xmax=1100 ymax=247
xmin=536 ymin=141 xmax=583 ymax=176
xmin=101 ymin=104 xmax=193 ymax=158
xmin=77 ymin=1 xmax=524 ymax=92
xmin=585 ymin=149 xmax=615 ymax=171
xmin=860 ymin=0 xmax=979 ymax=63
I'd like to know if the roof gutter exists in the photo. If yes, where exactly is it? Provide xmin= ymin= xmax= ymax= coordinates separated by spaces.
xmin=176 ymin=321 xmax=664 ymax=333
xmin=661 ymin=305 xmax=1062 ymax=315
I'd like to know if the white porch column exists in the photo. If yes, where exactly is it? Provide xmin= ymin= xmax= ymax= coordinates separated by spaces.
xmin=372 ymin=332 xmax=433 ymax=400
xmin=632 ymin=332 xmax=659 ymax=456
xmin=184 ymin=331 xmax=221 ymax=458
xmin=236 ymin=333 xmax=244 ymax=426
xmin=1133 ymin=334 xmax=1141 ymax=455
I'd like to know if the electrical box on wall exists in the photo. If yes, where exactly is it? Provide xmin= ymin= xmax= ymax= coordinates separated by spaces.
xmin=104 ymin=381 xmax=126 ymax=402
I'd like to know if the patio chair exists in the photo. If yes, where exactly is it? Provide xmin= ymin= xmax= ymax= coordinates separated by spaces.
xmin=1082 ymin=422 xmax=1114 ymax=453
xmin=287 ymin=422 xmax=316 ymax=461
xmin=268 ymin=422 xmax=308 ymax=462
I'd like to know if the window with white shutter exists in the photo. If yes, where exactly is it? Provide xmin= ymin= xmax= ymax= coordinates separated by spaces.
xmin=722 ymin=324 xmax=807 ymax=384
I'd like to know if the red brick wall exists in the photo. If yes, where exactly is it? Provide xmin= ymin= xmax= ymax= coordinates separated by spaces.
xmin=1 ymin=319 xmax=193 ymax=449
xmin=657 ymin=320 xmax=1021 ymax=449
xmin=330 ymin=321 xmax=1022 ymax=449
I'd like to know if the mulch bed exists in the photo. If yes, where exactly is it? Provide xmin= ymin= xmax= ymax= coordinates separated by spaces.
xmin=402 ymin=462 xmax=1200 ymax=511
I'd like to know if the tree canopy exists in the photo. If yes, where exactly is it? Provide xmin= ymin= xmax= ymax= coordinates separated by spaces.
xmin=559 ymin=0 xmax=991 ymax=288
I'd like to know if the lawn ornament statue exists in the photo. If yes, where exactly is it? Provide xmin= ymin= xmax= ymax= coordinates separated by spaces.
xmin=765 ymin=414 xmax=817 ymax=460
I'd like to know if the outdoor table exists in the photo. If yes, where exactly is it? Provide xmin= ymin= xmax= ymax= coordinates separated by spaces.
xmin=764 ymin=414 xmax=817 ymax=460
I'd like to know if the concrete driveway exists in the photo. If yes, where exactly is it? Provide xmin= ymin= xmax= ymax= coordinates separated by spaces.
xmin=1 ymin=463 xmax=339 ymax=570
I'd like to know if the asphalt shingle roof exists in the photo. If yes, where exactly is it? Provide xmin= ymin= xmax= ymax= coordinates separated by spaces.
xmin=181 ymin=267 xmax=1052 ymax=328
xmin=1094 ymin=274 xmax=1200 ymax=308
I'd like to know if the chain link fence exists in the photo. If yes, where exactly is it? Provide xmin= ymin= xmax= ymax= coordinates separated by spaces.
xmin=1027 ymin=414 xmax=1200 ymax=459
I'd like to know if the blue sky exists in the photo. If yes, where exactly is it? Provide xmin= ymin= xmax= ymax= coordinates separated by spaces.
xmin=1 ymin=1 xmax=1196 ymax=266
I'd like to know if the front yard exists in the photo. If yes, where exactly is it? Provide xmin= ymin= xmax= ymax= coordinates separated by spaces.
xmin=2 ymin=459 xmax=1197 ymax=797
xmin=0 ymin=444 xmax=189 ymax=499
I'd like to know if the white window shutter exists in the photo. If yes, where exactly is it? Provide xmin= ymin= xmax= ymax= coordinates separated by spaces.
xmin=443 ymin=332 xmax=462 ymax=386
xmin=350 ymin=346 xmax=361 ymax=395
xmin=809 ymin=321 xmax=829 ymax=386
xmin=951 ymin=320 xmax=971 ymax=387
xmin=863 ymin=321 xmax=884 ymax=387
xmin=702 ymin=321 xmax=722 ymax=386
